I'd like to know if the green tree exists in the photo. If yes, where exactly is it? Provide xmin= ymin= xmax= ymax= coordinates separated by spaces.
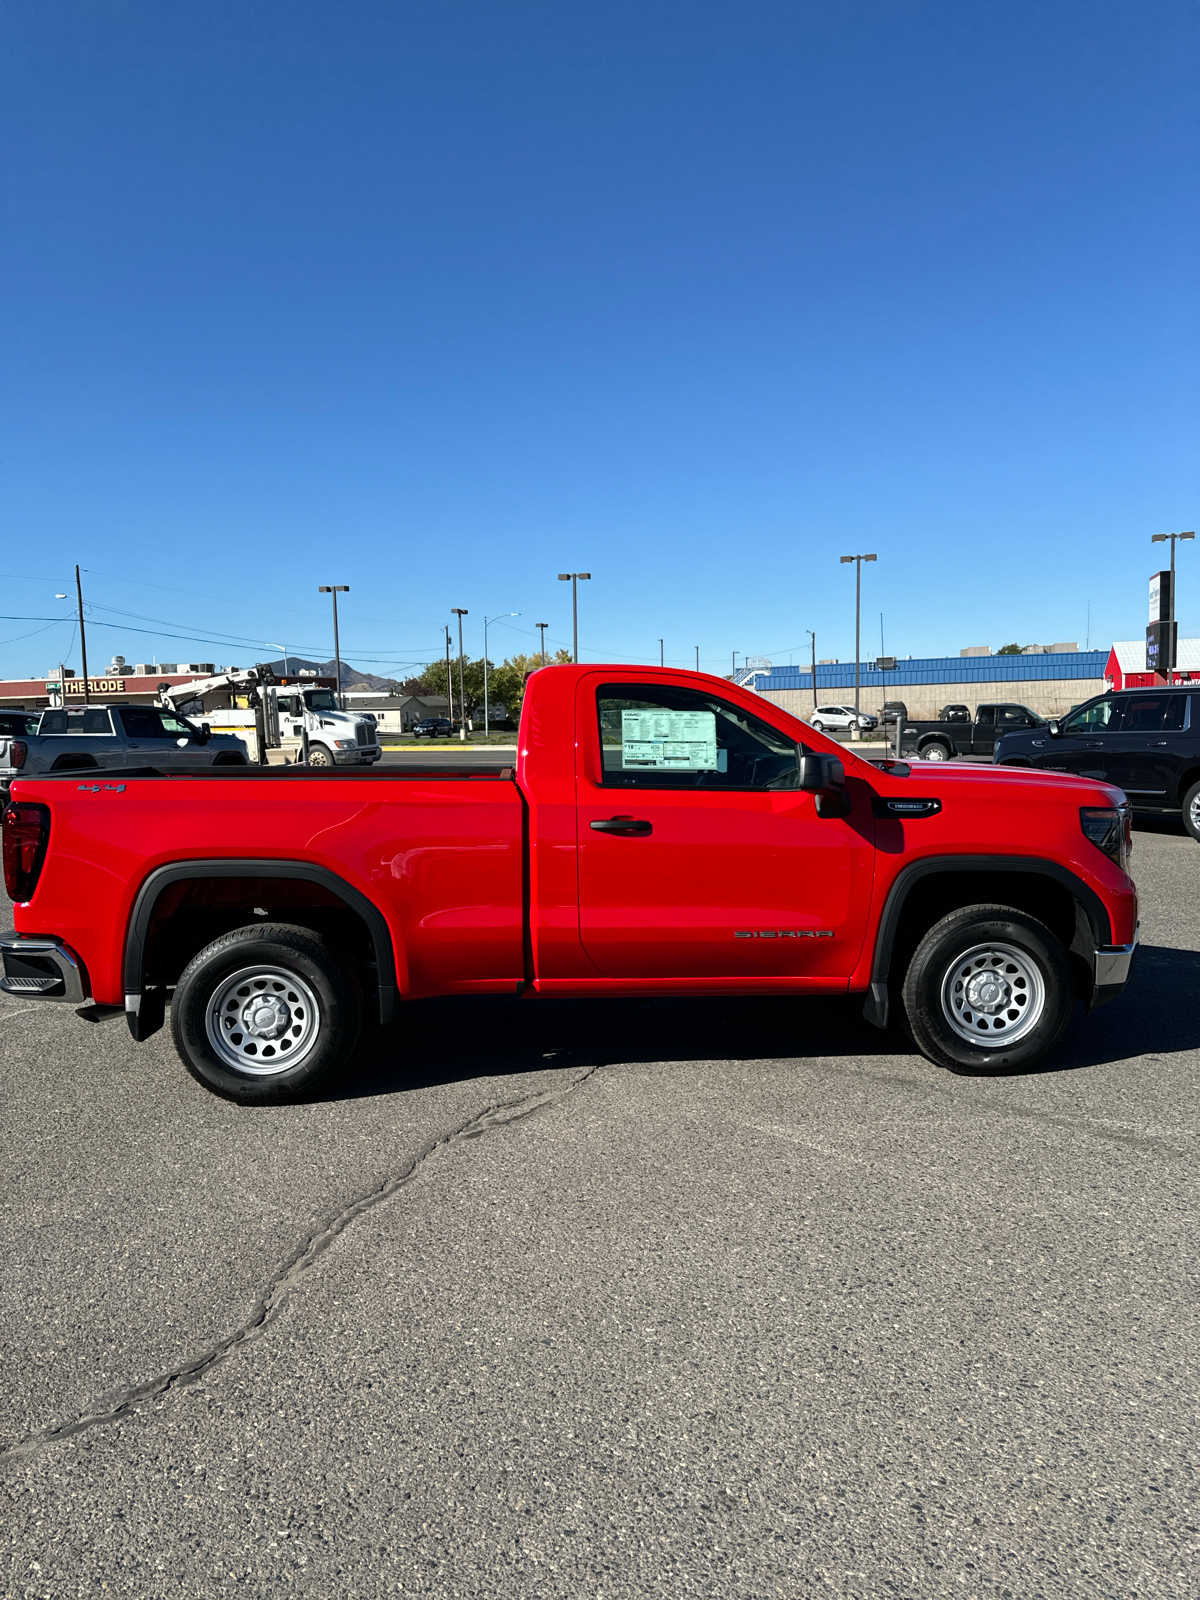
xmin=421 ymin=656 xmax=489 ymax=715
xmin=487 ymin=650 xmax=574 ymax=722
xmin=997 ymin=643 xmax=1023 ymax=655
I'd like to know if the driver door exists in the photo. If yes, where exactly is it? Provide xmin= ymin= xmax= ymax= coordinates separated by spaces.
xmin=1046 ymin=695 xmax=1122 ymax=778
xmin=576 ymin=680 xmax=874 ymax=982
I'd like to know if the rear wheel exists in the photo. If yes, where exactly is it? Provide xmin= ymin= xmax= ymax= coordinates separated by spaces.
xmin=920 ymin=740 xmax=952 ymax=761
xmin=811 ymin=719 xmax=824 ymax=732
xmin=170 ymin=923 xmax=362 ymax=1102
xmin=1182 ymin=780 xmax=1200 ymax=843
xmin=901 ymin=904 xmax=1074 ymax=1074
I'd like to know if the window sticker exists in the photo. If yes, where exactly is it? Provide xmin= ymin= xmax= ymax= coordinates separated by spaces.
xmin=621 ymin=708 xmax=718 ymax=770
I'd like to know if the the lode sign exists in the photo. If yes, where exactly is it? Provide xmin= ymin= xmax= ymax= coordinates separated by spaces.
xmin=63 ymin=677 xmax=129 ymax=696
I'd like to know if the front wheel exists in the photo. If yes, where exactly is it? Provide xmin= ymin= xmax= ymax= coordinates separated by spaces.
xmin=170 ymin=923 xmax=362 ymax=1102
xmin=306 ymin=744 xmax=334 ymax=768
xmin=901 ymin=905 xmax=1075 ymax=1074
xmin=1182 ymin=780 xmax=1200 ymax=843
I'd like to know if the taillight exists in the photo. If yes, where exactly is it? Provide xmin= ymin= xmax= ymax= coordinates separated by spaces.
xmin=2 ymin=802 xmax=50 ymax=901
xmin=11 ymin=739 xmax=27 ymax=769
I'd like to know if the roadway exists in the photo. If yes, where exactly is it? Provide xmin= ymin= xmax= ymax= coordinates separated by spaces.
xmin=0 ymin=825 xmax=1196 ymax=1596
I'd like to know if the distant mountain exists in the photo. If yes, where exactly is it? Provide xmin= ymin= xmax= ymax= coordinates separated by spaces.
xmin=266 ymin=657 xmax=408 ymax=694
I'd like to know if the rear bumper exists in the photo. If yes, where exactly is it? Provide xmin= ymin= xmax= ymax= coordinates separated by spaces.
xmin=0 ymin=931 xmax=89 ymax=1004
xmin=1092 ymin=923 xmax=1139 ymax=1007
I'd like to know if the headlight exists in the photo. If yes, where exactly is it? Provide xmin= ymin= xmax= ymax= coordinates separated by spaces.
xmin=335 ymin=739 xmax=355 ymax=749
xmin=1080 ymin=804 xmax=1131 ymax=870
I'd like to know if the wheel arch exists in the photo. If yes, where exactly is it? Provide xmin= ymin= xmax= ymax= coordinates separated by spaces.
xmin=862 ymin=856 xmax=1111 ymax=1028
xmin=123 ymin=860 xmax=401 ymax=1040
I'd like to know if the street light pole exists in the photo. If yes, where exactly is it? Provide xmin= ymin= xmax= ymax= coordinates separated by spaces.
xmin=1151 ymin=531 xmax=1195 ymax=674
xmin=695 ymin=645 xmax=700 ymax=671
xmin=444 ymin=626 xmax=454 ymax=727
xmin=659 ymin=638 xmax=664 ymax=667
xmin=73 ymin=565 xmax=91 ymax=704
xmin=839 ymin=553 xmax=877 ymax=716
xmin=451 ymin=608 xmax=469 ymax=741
xmin=318 ymin=585 xmax=350 ymax=707
xmin=807 ymin=629 xmax=817 ymax=712
xmin=483 ymin=610 xmax=520 ymax=735
xmin=536 ymin=622 xmax=549 ymax=665
xmin=270 ymin=643 xmax=288 ymax=676
xmin=557 ymin=572 xmax=591 ymax=662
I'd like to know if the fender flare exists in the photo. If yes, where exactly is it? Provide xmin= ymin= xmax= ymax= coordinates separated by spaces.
xmin=862 ymin=854 xmax=1112 ymax=1028
xmin=123 ymin=859 xmax=399 ymax=1040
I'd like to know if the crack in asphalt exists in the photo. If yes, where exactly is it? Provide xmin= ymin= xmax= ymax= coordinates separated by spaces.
xmin=1 ymin=1062 xmax=602 ymax=1466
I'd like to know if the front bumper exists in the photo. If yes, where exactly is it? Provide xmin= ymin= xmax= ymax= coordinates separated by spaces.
xmin=333 ymin=747 xmax=382 ymax=765
xmin=1092 ymin=922 xmax=1139 ymax=1007
xmin=0 ymin=932 xmax=88 ymax=1004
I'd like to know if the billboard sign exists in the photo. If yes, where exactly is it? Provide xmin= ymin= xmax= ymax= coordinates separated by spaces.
xmin=1147 ymin=619 xmax=1178 ymax=674
xmin=1149 ymin=570 xmax=1172 ymax=625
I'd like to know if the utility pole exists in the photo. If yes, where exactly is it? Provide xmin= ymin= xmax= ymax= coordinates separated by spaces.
xmin=451 ymin=608 xmax=469 ymax=741
xmin=839 ymin=552 xmax=877 ymax=716
xmin=444 ymin=626 xmax=454 ymax=727
xmin=695 ymin=645 xmax=700 ymax=671
xmin=536 ymin=622 xmax=548 ymax=666
xmin=318 ymin=585 xmax=349 ymax=707
xmin=74 ymin=569 xmax=90 ymax=707
xmin=556 ymin=572 xmax=591 ymax=662
xmin=659 ymin=638 xmax=664 ymax=667
xmin=807 ymin=629 xmax=817 ymax=712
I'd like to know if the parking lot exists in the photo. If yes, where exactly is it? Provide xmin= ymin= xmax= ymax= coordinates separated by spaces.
xmin=1 ymin=822 xmax=1197 ymax=1598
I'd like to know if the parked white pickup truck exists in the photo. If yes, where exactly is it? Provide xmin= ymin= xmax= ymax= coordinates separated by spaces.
xmin=0 ymin=704 xmax=249 ymax=799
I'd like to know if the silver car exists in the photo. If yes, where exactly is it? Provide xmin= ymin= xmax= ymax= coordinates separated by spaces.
xmin=810 ymin=704 xmax=879 ymax=733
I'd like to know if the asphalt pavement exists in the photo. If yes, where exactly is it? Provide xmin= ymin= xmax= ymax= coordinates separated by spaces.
xmin=1 ymin=825 xmax=1197 ymax=1597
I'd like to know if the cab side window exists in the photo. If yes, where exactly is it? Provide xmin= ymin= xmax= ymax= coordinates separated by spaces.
xmin=596 ymin=685 xmax=801 ymax=790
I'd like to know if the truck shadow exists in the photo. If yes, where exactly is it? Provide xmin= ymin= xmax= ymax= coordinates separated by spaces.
xmin=332 ymin=943 xmax=1195 ymax=1099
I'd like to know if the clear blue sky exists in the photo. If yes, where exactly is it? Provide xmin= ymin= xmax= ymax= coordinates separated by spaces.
xmin=2 ymin=0 xmax=1195 ymax=681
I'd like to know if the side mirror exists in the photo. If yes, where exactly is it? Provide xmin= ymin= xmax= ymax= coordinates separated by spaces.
xmin=797 ymin=752 xmax=850 ymax=817
xmin=1047 ymin=719 xmax=1061 ymax=737
xmin=198 ymin=722 xmax=212 ymax=745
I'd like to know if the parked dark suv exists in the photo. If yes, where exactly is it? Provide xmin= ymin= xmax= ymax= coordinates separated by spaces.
xmin=411 ymin=716 xmax=453 ymax=737
xmin=995 ymin=686 xmax=1200 ymax=841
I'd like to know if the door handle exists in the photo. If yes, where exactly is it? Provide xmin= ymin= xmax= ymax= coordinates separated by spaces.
xmin=590 ymin=816 xmax=653 ymax=836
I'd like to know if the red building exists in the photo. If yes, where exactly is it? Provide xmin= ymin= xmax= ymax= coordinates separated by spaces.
xmin=0 ymin=672 xmax=203 ymax=709
xmin=1106 ymin=640 xmax=1200 ymax=691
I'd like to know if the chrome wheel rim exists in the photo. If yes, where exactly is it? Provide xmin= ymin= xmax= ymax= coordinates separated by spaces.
xmin=1190 ymin=793 xmax=1200 ymax=833
xmin=205 ymin=966 xmax=321 ymax=1076
xmin=940 ymin=941 xmax=1045 ymax=1049
xmin=923 ymin=744 xmax=949 ymax=761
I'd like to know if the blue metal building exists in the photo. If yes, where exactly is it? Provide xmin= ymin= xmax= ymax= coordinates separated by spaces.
xmin=745 ymin=650 xmax=1110 ymax=695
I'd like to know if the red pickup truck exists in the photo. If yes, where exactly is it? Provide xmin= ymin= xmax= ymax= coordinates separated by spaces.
xmin=2 ymin=666 xmax=1138 ymax=1103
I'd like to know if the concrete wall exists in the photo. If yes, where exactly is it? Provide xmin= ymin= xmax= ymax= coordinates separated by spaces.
xmin=759 ymin=676 xmax=1106 ymax=722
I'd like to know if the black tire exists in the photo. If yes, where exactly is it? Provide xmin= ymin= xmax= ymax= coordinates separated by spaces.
xmin=170 ymin=923 xmax=362 ymax=1103
xmin=213 ymin=753 xmax=248 ymax=765
xmin=1182 ymin=780 xmax=1200 ymax=844
xmin=811 ymin=719 xmax=824 ymax=732
xmin=920 ymin=740 xmax=952 ymax=762
xmin=901 ymin=904 xmax=1075 ymax=1075
xmin=307 ymin=745 xmax=334 ymax=768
